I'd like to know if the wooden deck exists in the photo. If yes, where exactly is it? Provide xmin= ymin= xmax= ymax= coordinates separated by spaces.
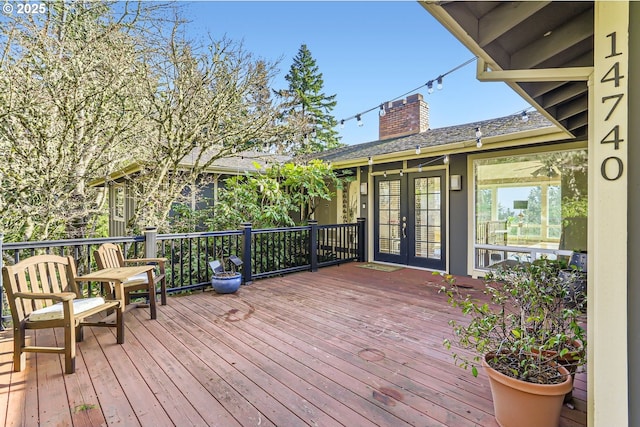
xmin=0 ymin=263 xmax=587 ymax=426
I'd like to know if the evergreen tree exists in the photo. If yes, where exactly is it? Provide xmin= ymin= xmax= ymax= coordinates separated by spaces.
xmin=280 ymin=44 xmax=342 ymax=154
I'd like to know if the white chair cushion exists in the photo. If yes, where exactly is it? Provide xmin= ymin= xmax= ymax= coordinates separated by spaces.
xmin=124 ymin=272 xmax=150 ymax=285
xmin=28 ymin=297 xmax=106 ymax=322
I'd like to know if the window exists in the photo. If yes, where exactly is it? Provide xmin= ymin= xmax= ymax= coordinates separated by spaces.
xmin=473 ymin=148 xmax=587 ymax=269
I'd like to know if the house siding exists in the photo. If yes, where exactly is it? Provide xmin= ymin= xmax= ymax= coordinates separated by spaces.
xmin=447 ymin=153 xmax=469 ymax=276
xmin=629 ymin=2 xmax=640 ymax=424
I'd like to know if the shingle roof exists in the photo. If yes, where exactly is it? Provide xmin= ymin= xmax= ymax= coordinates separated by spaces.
xmin=180 ymin=149 xmax=291 ymax=173
xmin=306 ymin=111 xmax=554 ymax=163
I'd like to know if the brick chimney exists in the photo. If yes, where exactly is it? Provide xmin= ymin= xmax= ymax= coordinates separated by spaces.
xmin=379 ymin=93 xmax=429 ymax=140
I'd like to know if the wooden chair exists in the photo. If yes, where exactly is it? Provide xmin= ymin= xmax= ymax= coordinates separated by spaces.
xmin=94 ymin=243 xmax=167 ymax=309
xmin=2 ymin=254 xmax=124 ymax=374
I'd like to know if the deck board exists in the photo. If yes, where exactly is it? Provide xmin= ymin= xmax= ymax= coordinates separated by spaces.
xmin=0 ymin=263 xmax=587 ymax=426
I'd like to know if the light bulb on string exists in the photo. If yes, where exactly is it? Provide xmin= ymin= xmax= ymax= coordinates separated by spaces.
xmin=476 ymin=138 xmax=483 ymax=148
xmin=383 ymin=171 xmax=387 ymax=178
xmin=368 ymin=156 xmax=373 ymax=165
xmin=418 ymin=165 xmax=422 ymax=172
xmin=427 ymin=80 xmax=434 ymax=94
xmin=443 ymin=154 xmax=449 ymax=164
xmin=331 ymin=57 xmax=477 ymax=134
xmin=521 ymin=110 xmax=529 ymax=122
xmin=399 ymin=170 xmax=403 ymax=177
xmin=475 ymin=127 xmax=482 ymax=139
xmin=415 ymin=145 xmax=421 ymax=155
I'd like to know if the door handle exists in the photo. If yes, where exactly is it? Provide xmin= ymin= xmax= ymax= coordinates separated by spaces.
xmin=402 ymin=222 xmax=407 ymax=238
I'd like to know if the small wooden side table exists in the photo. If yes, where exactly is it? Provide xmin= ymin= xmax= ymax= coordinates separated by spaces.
xmin=76 ymin=265 xmax=158 ymax=319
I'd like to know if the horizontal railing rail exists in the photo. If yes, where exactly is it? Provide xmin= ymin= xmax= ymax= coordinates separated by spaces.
xmin=1 ymin=219 xmax=366 ymax=328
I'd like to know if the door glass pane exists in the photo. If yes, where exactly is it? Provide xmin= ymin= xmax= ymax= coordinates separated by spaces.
xmin=379 ymin=179 xmax=401 ymax=255
xmin=414 ymin=177 xmax=441 ymax=260
xmin=428 ymin=193 xmax=440 ymax=209
xmin=428 ymin=211 xmax=441 ymax=226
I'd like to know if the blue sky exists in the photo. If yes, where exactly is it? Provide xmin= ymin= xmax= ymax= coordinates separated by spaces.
xmin=183 ymin=1 xmax=530 ymax=146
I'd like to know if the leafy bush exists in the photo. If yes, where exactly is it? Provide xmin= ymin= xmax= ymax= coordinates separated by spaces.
xmin=439 ymin=260 xmax=586 ymax=384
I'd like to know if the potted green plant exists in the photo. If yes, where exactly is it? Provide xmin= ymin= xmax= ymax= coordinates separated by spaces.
xmin=209 ymin=254 xmax=243 ymax=294
xmin=438 ymin=260 xmax=586 ymax=427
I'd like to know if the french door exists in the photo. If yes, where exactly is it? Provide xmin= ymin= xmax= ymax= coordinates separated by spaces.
xmin=374 ymin=171 xmax=446 ymax=270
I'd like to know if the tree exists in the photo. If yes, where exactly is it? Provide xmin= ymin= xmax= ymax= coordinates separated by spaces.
xmin=0 ymin=1 xmax=155 ymax=240
xmin=207 ymin=160 xmax=340 ymax=231
xmin=277 ymin=44 xmax=342 ymax=155
xmin=126 ymin=29 xmax=290 ymax=233
xmin=0 ymin=2 xmax=296 ymax=240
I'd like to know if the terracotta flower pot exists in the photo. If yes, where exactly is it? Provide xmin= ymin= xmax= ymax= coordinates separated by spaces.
xmin=483 ymin=353 xmax=573 ymax=427
xmin=530 ymin=340 xmax=584 ymax=404
xmin=530 ymin=340 xmax=584 ymax=373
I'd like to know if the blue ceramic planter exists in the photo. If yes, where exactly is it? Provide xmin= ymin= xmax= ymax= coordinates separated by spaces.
xmin=211 ymin=273 xmax=242 ymax=294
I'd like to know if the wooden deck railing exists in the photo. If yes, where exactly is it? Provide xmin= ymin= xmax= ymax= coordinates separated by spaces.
xmin=0 ymin=219 xmax=366 ymax=327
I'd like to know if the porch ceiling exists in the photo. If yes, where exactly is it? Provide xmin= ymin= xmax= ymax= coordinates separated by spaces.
xmin=420 ymin=1 xmax=593 ymax=140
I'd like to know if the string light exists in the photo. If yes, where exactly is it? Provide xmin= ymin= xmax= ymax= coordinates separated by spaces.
xmin=368 ymin=156 xmax=373 ymax=165
xmin=475 ymin=126 xmax=483 ymax=148
xmin=379 ymin=105 xmax=386 ymax=117
xmin=416 ymin=154 xmax=449 ymax=172
xmin=509 ymin=106 xmax=533 ymax=121
xmin=338 ymin=56 xmax=477 ymax=129
xmin=383 ymin=171 xmax=387 ymax=178
xmin=415 ymin=145 xmax=421 ymax=155
xmin=399 ymin=170 xmax=403 ymax=176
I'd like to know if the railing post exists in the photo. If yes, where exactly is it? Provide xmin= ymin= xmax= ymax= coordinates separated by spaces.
xmin=144 ymin=227 xmax=158 ymax=259
xmin=309 ymin=220 xmax=318 ymax=272
xmin=241 ymin=223 xmax=253 ymax=284
xmin=357 ymin=218 xmax=366 ymax=262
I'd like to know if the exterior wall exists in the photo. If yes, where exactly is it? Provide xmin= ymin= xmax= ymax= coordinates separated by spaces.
xmin=346 ymin=179 xmax=359 ymax=223
xmin=359 ymin=165 xmax=372 ymax=261
xmin=379 ymin=94 xmax=429 ymax=140
xmin=107 ymin=174 xmax=228 ymax=236
xmin=591 ymin=3 xmax=629 ymax=425
xmin=314 ymin=183 xmax=338 ymax=225
xmin=447 ymin=153 xmax=469 ymax=275
xmin=629 ymin=2 xmax=639 ymax=425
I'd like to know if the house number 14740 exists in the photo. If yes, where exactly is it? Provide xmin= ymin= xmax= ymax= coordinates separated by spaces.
xmin=599 ymin=31 xmax=625 ymax=181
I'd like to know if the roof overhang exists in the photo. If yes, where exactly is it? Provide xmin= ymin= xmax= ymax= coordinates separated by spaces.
xmin=89 ymin=151 xmax=289 ymax=188
xmin=420 ymin=1 xmax=593 ymax=140
xmin=328 ymin=124 xmax=570 ymax=169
